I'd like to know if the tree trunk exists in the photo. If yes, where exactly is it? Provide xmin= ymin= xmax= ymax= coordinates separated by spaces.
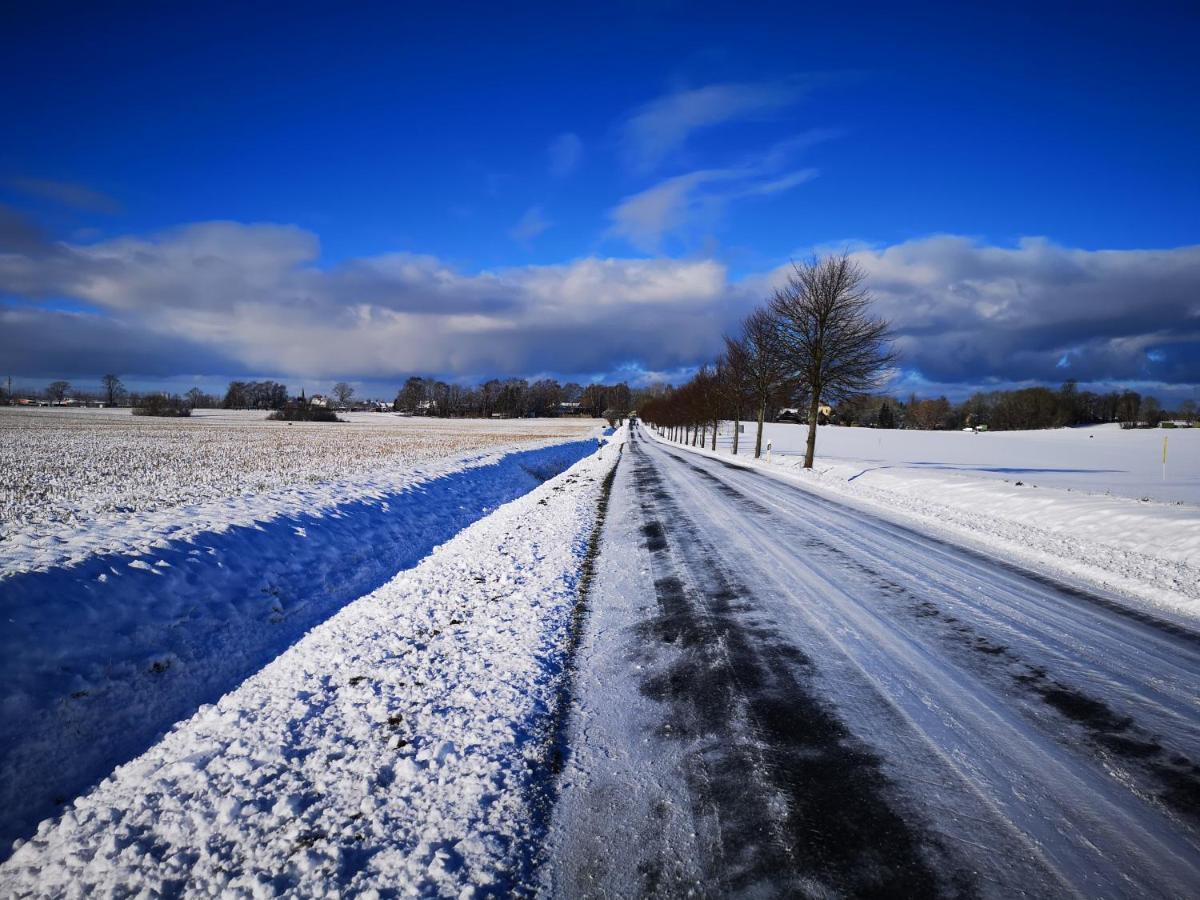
xmin=804 ymin=395 xmax=820 ymax=468
xmin=710 ymin=420 xmax=717 ymax=451
xmin=755 ymin=400 xmax=766 ymax=458
xmin=732 ymin=407 xmax=740 ymax=455
xmin=700 ymin=423 xmax=707 ymax=447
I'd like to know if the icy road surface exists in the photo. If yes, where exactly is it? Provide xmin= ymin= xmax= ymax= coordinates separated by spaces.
xmin=545 ymin=423 xmax=1200 ymax=898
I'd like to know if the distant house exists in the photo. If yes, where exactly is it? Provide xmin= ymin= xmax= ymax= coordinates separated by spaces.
xmin=557 ymin=401 xmax=582 ymax=415
xmin=778 ymin=404 xmax=832 ymax=424
xmin=416 ymin=399 xmax=437 ymax=415
xmin=309 ymin=394 xmax=331 ymax=409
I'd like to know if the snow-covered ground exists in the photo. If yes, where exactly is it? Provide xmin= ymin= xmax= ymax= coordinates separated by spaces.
xmin=754 ymin=421 xmax=1198 ymax=504
xmin=663 ymin=422 xmax=1200 ymax=620
xmin=0 ymin=431 xmax=622 ymax=895
xmin=0 ymin=407 xmax=596 ymax=575
xmin=0 ymin=409 xmax=602 ymax=859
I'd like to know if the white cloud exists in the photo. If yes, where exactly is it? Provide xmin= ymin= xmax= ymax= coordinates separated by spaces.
xmin=0 ymin=221 xmax=749 ymax=380
xmin=608 ymin=133 xmax=826 ymax=251
xmin=547 ymin=132 xmax=583 ymax=178
xmin=509 ymin=206 xmax=553 ymax=245
xmin=2 ymin=222 xmax=1196 ymax=390
xmin=620 ymin=80 xmax=805 ymax=173
xmin=608 ymin=170 xmax=729 ymax=252
xmin=835 ymin=236 xmax=1200 ymax=385
xmin=739 ymin=169 xmax=818 ymax=197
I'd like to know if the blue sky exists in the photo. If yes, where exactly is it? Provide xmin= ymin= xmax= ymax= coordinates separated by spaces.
xmin=2 ymin=1 xmax=1198 ymax=401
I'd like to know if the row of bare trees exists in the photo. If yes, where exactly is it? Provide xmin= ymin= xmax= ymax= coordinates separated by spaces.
xmin=391 ymin=376 xmax=632 ymax=418
xmin=640 ymin=254 xmax=895 ymax=468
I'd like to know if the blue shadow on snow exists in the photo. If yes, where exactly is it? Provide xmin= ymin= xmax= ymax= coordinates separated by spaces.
xmin=0 ymin=439 xmax=595 ymax=857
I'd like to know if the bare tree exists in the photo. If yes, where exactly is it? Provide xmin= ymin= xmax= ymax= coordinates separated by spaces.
xmin=580 ymin=384 xmax=608 ymax=418
xmin=46 ymin=380 xmax=71 ymax=403
xmin=395 ymin=376 xmax=427 ymax=412
xmin=101 ymin=374 xmax=124 ymax=406
xmin=741 ymin=308 xmax=791 ymax=458
xmin=332 ymin=382 xmax=355 ymax=406
xmin=1180 ymin=399 xmax=1197 ymax=425
xmin=1138 ymin=396 xmax=1164 ymax=427
xmin=771 ymin=254 xmax=896 ymax=468
xmin=719 ymin=337 xmax=752 ymax=455
xmin=692 ymin=365 xmax=722 ymax=450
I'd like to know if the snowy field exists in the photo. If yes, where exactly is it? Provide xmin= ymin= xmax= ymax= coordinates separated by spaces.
xmin=752 ymin=421 xmax=1198 ymax=505
xmin=0 ymin=434 xmax=623 ymax=895
xmin=677 ymin=422 xmax=1200 ymax=620
xmin=0 ymin=407 xmax=594 ymax=561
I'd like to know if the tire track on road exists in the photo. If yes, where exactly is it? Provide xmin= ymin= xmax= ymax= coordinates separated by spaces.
xmin=624 ymin=428 xmax=972 ymax=897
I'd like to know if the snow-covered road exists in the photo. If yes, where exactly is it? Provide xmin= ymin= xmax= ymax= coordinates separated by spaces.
xmin=545 ymin=423 xmax=1200 ymax=898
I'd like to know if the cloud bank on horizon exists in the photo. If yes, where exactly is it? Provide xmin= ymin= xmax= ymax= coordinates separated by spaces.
xmin=1 ymin=212 xmax=1197 ymax=396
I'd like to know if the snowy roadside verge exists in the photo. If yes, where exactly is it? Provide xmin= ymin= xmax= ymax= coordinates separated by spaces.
xmin=0 ymin=438 xmax=597 ymax=860
xmin=0 ymin=430 xmax=624 ymax=896
xmin=646 ymin=428 xmax=1200 ymax=622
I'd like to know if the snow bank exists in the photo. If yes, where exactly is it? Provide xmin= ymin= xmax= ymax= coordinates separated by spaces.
xmin=0 ymin=438 xmax=598 ymax=859
xmin=655 ymin=424 xmax=1200 ymax=620
xmin=0 ymin=431 xmax=623 ymax=895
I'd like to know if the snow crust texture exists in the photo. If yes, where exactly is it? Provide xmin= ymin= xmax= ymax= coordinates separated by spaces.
xmin=0 ymin=433 xmax=622 ymax=897
xmin=0 ymin=407 xmax=596 ymax=576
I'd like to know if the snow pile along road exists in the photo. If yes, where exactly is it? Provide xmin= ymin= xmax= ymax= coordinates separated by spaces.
xmin=0 ymin=431 xmax=622 ymax=896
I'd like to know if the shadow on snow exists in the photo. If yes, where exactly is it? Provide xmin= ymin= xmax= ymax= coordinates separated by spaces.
xmin=0 ymin=439 xmax=595 ymax=858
